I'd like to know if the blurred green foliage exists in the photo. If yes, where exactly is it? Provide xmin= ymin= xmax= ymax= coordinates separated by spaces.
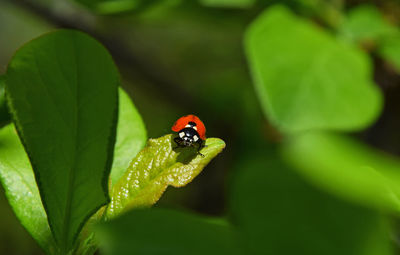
xmin=73 ymin=0 xmax=158 ymax=14
xmin=380 ymin=34 xmax=400 ymax=71
xmin=284 ymin=132 xmax=400 ymax=212
xmin=0 ymin=76 xmax=11 ymax=127
xmin=96 ymin=209 xmax=238 ymax=255
xmin=246 ymin=6 xmax=382 ymax=133
xmin=338 ymin=4 xmax=400 ymax=71
xmin=200 ymin=0 xmax=255 ymax=8
xmin=1 ymin=0 xmax=400 ymax=254
xmin=339 ymin=5 xmax=396 ymax=43
xmin=231 ymin=151 xmax=392 ymax=255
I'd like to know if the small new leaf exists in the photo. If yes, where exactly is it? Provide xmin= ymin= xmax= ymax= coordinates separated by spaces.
xmin=0 ymin=125 xmax=56 ymax=254
xmin=109 ymin=89 xmax=146 ymax=187
xmin=106 ymin=135 xmax=225 ymax=218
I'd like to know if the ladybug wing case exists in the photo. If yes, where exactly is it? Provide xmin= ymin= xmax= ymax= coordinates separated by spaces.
xmin=171 ymin=115 xmax=193 ymax=132
xmin=172 ymin=115 xmax=206 ymax=140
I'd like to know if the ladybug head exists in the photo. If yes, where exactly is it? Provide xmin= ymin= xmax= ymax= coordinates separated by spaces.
xmin=177 ymin=127 xmax=200 ymax=147
xmin=186 ymin=121 xmax=197 ymax=128
xmin=182 ymin=136 xmax=194 ymax=146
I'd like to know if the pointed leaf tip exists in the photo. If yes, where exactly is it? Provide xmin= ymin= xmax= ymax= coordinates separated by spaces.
xmin=106 ymin=134 xmax=225 ymax=218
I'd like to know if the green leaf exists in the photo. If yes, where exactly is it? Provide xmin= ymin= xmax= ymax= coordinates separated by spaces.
xmin=96 ymin=208 xmax=238 ymax=255
xmin=73 ymin=0 xmax=157 ymax=15
xmin=5 ymin=30 xmax=119 ymax=253
xmin=245 ymin=6 xmax=382 ymax=134
xmin=339 ymin=5 xmax=396 ymax=43
xmin=283 ymin=132 xmax=400 ymax=212
xmin=0 ymin=125 xmax=56 ymax=254
xmin=231 ymin=150 xmax=393 ymax=255
xmin=199 ymin=0 xmax=255 ymax=8
xmin=110 ymin=89 xmax=146 ymax=188
xmin=106 ymin=135 xmax=225 ymax=218
xmin=379 ymin=33 xmax=400 ymax=71
xmin=0 ymin=88 xmax=144 ymax=254
xmin=0 ymin=76 xmax=11 ymax=127
xmin=73 ymin=88 xmax=146 ymax=255
xmin=337 ymin=5 xmax=400 ymax=72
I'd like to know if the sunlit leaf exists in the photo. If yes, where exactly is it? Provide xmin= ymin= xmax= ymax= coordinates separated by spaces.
xmin=6 ymin=30 xmax=118 ymax=253
xmin=110 ymin=89 xmax=146 ymax=187
xmin=97 ymin=208 xmax=238 ymax=255
xmin=0 ymin=125 xmax=56 ymax=254
xmin=245 ymin=5 xmax=382 ymax=133
xmin=73 ymin=88 xmax=146 ymax=255
xmin=106 ymin=135 xmax=225 ymax=218
xmin=283 ymin=132 xmax=400 ymax=212
xmin=0 ymin=87 xmax=144 ymax=255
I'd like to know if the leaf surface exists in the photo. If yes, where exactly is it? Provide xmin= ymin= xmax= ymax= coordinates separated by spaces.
xmin=283 ymin=132 xmax=400 ymax=212
xmin=6 ymin=30 xmax=119 ymax=252
xmin=231 ymin=151 xmax=393 ymax=255
xmin=97 ymin=208 xmax=238 ymax=255
xmin=0 ymin=125 xmax=56 ymax=254
xmin=245 ymin=6 xmax=382 ymax=133
xmin=106 ymin=135 xmax=225 ymax=218
xmin=110 ymin=89 xmax=146 ymax=187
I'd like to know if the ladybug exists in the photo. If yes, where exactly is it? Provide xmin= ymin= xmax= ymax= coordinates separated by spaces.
xmin=172 ymin=115 xmax=206 ymax=154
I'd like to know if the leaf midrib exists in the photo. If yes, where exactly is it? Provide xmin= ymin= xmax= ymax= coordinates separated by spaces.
xmin=60 ymin=35 xmax=80 ymax=252
xmin=123 ymin=147 xmax=174 ymax=199
xmin=108 ymin=142 xmax=176 ymax=216
xmin=31 ymin=43 xmax=75 ymax=250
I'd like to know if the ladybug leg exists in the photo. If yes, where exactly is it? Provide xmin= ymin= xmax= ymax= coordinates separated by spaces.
xmin=174 ymin=137 xmax=182 ymax=145
xmin=173 ymin=137 xmax=184 ymax=150
xmin=197 ymin=149 xmax=205 ymax=157
xmin=196 ymin=140 xmax=205 ymax=157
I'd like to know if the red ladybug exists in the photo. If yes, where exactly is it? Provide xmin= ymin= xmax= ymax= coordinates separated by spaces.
xmin=172 ymin=115 xmax=206 ymax=153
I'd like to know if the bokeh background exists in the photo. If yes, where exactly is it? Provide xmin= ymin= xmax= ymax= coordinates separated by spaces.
xmin=2 ymin=0 xmax=400 ymax=254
